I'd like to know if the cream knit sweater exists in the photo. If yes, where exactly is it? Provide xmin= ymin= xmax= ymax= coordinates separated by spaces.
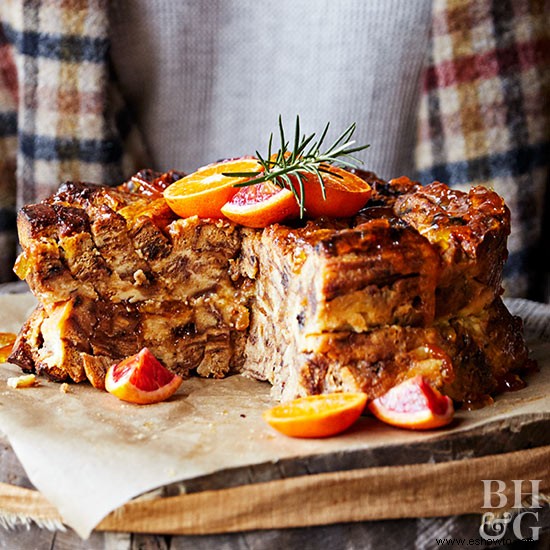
xmin=109 ymin=0 xmax=432 ymax=180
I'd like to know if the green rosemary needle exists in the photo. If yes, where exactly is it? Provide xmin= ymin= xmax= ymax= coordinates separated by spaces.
xmin=223 ymin=116 xmax=370 ymax=217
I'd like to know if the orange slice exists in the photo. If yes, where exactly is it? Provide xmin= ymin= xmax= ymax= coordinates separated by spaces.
xmin=263 ymin=392 xmax=367 ymax=438
xmin=163 ymin=157 xmax=261 ymax=219
xmin=105 ymin=348 xmax=183 ymax=405
xmin=298 ymin=165 xmax=372 ymax=218
xmin=221 ymin=180 xmax=300 ymax=228
xmin=368 ymin=375 xmax=454 ymax=430
xmin=0 ymin=332 xmax=17 ymax=363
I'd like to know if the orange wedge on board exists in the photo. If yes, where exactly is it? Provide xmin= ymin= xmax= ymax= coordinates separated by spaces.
xmin=263 ymin=392 xmax=368 ymax=438
xmin=105 ymin=348 xmax=183 ymax=405
xmin=368 ymin=375 xmax=454 ymax=430
xmin=221 ymin=180 xmax=300 ymax=228
xmin=163 ymin=157 xmax=261 ymax=219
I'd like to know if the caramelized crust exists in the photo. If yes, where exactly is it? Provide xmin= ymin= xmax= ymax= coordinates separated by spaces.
xmin=394 ymin=183 xmax=510 ymax=317
xmin=11 ymin=180 xmax=250 ymax=386
xmin=9 ymin=171 xmax=529 ymax=404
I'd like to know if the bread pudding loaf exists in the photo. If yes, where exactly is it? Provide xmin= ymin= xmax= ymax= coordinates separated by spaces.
xmin=11 ymin=173 xmax=251 ymax=388
xmin=9 ymin=169 xmax=530 ymax=403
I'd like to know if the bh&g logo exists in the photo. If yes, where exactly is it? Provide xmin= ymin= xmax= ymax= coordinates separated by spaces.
xmin=480 ymin=480 xmax=542 ymax=542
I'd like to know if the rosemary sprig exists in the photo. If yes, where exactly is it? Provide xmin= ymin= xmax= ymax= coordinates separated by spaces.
xmin=223 ymin=116 xmax=370 ymax=217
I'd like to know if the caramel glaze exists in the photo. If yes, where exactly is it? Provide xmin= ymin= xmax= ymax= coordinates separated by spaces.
xmin=10 ymin=168 xmax=533 ymax=406
xmin=121 ymin=168 xmax=186 ymax=197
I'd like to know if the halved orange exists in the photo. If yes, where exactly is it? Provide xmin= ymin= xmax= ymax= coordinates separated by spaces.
xmin=105 ymin=348 xmax=183 ymax=405
xmin=220 ymin=180 xmax=300 ymax=228
xmin=368 ymin=375 xmax=454 ymax=430
xmin=163 ymin=157 xmax=261 ymax=219
xmin=298 ymin=165 xmax=372 ymax=218
xmin=263 ymin=392 xmax=367 ymax=438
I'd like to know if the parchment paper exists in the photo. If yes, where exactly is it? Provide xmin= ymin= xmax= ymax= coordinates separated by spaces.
xmin=0 ymin=293 xmax=549 ymax=538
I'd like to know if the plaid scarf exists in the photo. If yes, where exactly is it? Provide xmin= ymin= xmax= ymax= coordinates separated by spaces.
xmin=0 ymin=0 xmax=147 ymax=281
xmin=0 ymin=0 xmax=548 ymax=301
xmin=415 ymin=0 xmax=550 ymax=300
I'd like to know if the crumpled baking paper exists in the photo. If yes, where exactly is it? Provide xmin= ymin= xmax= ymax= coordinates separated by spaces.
xmin=0 ymin=293 xmax=549 ymax=538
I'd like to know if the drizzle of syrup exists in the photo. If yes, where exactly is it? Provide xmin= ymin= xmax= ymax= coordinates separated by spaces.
xmin=461 ymin=368 xmax=533 ymax=411
xmin=462 ymin=394 xmax=494 ymax=411
xmin=497 ymin=372 xmax=527 ymax=393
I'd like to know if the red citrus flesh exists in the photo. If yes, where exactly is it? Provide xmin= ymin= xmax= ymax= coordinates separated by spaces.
xmin=105 ymin=348 xmax=183 ymax=405
xmin=368 ymin=375 xmax=454 ymax=430
xmin=221 ymin=181 xmax=300 ymax=228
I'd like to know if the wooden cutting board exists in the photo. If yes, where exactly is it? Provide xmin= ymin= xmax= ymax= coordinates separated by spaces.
xmin=1 ymin=374 xmax=549 ymax=535
xmin=0 ymin=294 xmax=549 ymax=538
xmin=1 ymin=444 xmax=549 ymax=535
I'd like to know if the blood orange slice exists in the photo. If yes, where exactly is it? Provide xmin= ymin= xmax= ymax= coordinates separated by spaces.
xmin=263 ymin=392 xmax=367 ymax=438
xmin=368 ymin=375 xmax=454 ymax=430
xmin=105 ymin=348 xmax=183 ymax=405
xmin=163 ymin=157 xmax=261 ymax=219
xmin=221 ymin=180 xmax=300 ymax=228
